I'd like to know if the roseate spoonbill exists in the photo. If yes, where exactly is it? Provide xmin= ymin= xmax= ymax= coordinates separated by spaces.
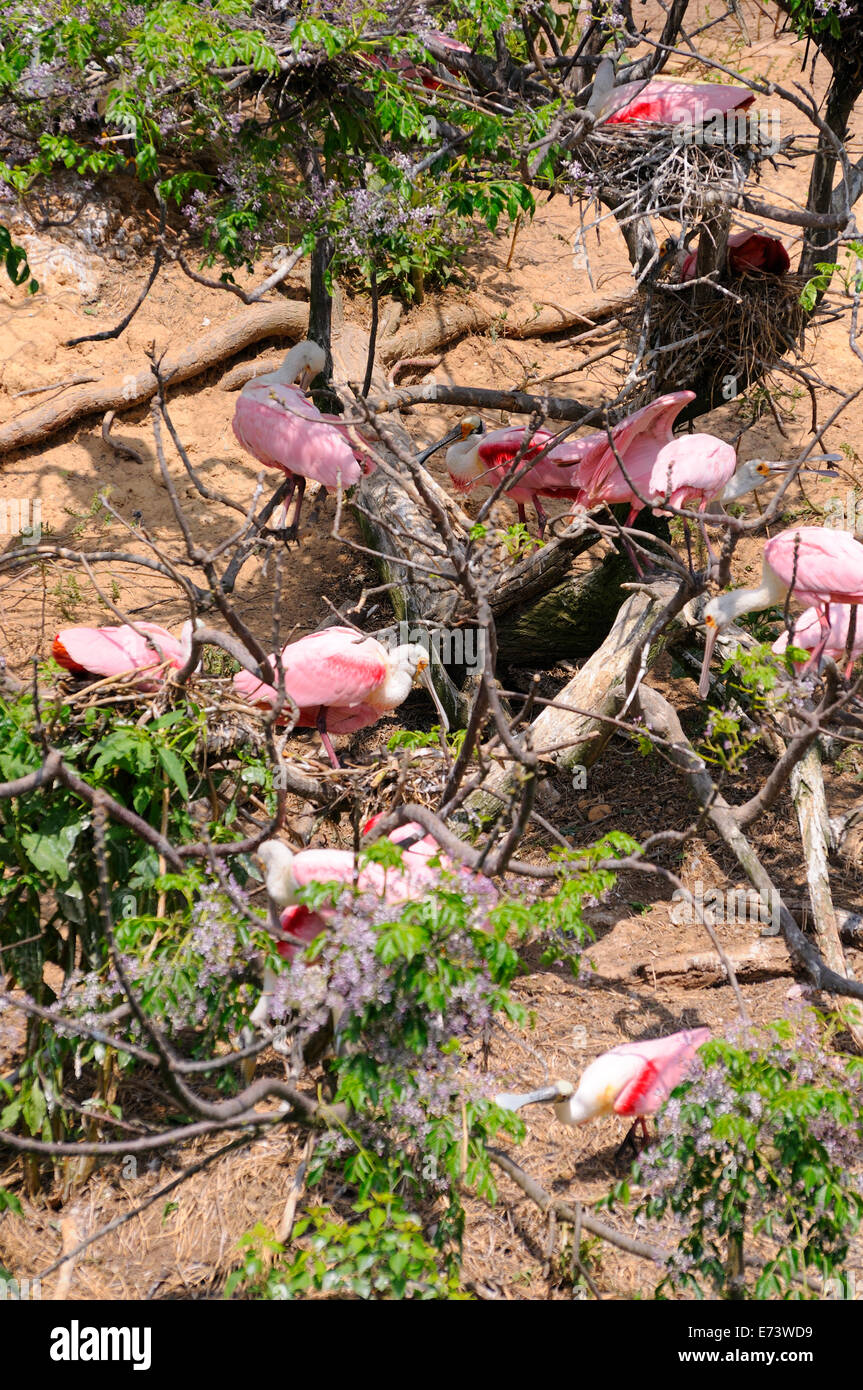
xmin=496 ymin=1027 xmax=710 ymax=1150
xmin=773 ymin=603 xmax=863 ymax=674
xmin=249 ymin=834 xmax=448 ymax=1026
xmin=423 ymin=391 xmax=696 ymax=533
xmin=233 ymin=625 xmax=446 ymax=767
xmin=420 ymin=416 xmax=603 ymax=533
xmin=52 ymin=621 xmax=192 ymax=685
xmin=362 ymin=812 xmax=498 ymax=901
xmin=679 ymin=229 xmax=790 ymax=282
xmin=601 ymin=77 xmax=754 ymax=125
xmin=232 ymin=339 xmax=373 ymax=539
xmin=370 ymin=31 xmax=471 ymax=91
xmin=699 ymin=527 xmax=863 ymax=697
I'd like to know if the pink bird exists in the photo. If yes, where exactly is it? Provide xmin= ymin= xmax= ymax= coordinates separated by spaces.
xmin=424 ymin=392 xmax=697 ymax=534
xmin=232 ymin=339 xmax=374 ymax=539
xmin=250 ymin=836 xmax=443 ymax=1024
xmin=496 ymin=1027 xmax=710 ymax=1149
xmin=362 ymin=812 xmax=498 ymax=903
xmin=700 ymin=526 xmax=863 ymax=696
xmin=647 ymin=433 xmax=738 ymax=514
xmin=679 ymin=229 xmax=790 ymax=282
xmin=773 ymin=603 xmax=863 ymax=674
xmin=256 ymin=822 xmax=494 ymax=971
xmin=368 ymin=31 xmax=471 ymax=91
xmin=571 ymin=391 xmax=698 ymax=525
xmin=233 ymin=625 xmax=445 ymax=767
xmin=421 ymin=417 xmax=604 ymax=533
xmin=52 ymin=622 xmax=191 ymax=685
xmin=602 ymin=77 xmax=754 ymax=125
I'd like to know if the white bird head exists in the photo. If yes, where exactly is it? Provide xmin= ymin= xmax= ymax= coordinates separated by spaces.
xmin=380 ymin=642 xmax=450 ymax=731
xmin=277 ymin=339 xmax=327 ymax=391
xmin=416 ymin=415 xmax=484 ymax=479
xmin=255 ymin=838 xmax=297 ymax=907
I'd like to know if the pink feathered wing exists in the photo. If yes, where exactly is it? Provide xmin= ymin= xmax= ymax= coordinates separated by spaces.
xmin=604 ymin=78 xmax=754 ymax=125
xmin=233 ymin=382 xmax=367 ymax=489
xmin=53 ymin=623 xmax=188 ymax=679
xmin=575 ymin=390 xmax=696 ymax=515
xmin=233 ymin=626 xmax=389 ymax=729
xmin=612 ymin=1027 xmax=711 ymax=1117
xmin=647 ymin=434 xmax=737 ymax=512
xmin=764 ymin=528 xmax=863 ymax=608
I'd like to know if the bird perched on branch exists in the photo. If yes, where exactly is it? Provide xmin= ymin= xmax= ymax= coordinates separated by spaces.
xmin=233 ymin=625 xmax=447 ymax=767
xmin=232 ymin=339 xmax=374 ymax=539
xmin=53 ymin=622 xmax=192 ymax=686
xmin=496 ymin=1028 xmax=710 ymax=1152
xmin=700 ymin=527 xmax=863 ymax=696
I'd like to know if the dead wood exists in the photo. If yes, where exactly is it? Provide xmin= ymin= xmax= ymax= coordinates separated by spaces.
xmin=377 ymin=293 xmax=632 ymax=365
xmin=638 ymin=685 xmax=863 ymax=1005
xmin=467 ymin=585 xmax=677 ymax=822
xmin=637 ymin=937 xmax=793 ymax=988
xmin=0 ymin=300 xmax=308 ymax=457
xmin=790 ymin=744 xmax=863 ymax=1047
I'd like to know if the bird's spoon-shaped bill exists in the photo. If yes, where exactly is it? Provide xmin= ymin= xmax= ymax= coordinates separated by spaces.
xmin=419 ymin=660 xmax=450 ymax=733
xmin=494 ymin=1080 xmax=575 ymax=1112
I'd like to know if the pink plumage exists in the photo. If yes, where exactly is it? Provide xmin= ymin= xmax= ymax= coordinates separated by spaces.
xmin=647 ymin=433 xmax=738 ymax=512
xmin=53 ymin=622 xmax=188 ymax=681
xmin=680 ymin=229 xmax=790 ymax=281
xmin=765 ymin=527 xmax=863 ymax=610
xmin=773 ymin=603 xmax=863 ymax=667
xmin=700 ymin=526 xmax=863 ymax=696
xmin=234 ymin=627 xmax=389 ymax=712
xmin=233 ymin=626 xmax=432 ymax=766
xmin=573 ymin=390 xmax=696 ymax=524
xmin=444 ymin=392 xmax=695 ymax=533
xmin=604 ymin=78 xmax=754 ymax=125
xmin=233 ymin=382 xmax=364 ymax=491
xmin=609 ymin=1028 xmax=711 ymax=1116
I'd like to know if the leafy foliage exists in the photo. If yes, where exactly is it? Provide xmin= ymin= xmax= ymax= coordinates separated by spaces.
xmin=607 ymin=1014 xmax=863 ymax=1298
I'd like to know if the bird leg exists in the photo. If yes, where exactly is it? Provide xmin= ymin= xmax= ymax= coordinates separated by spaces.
xmin=284 ymin=476 xmax=306 ymax=542
xmin=534 ymin=497 xmax=549 ymax=538
xmin=517 ymin=502 xmax=528 ymax=528
xmin=801 ymin=607 xmax=833 ymax=677
xmin=615 ymin=1116 xmax=652 ymax=1160
xmin=276 ymin=475 xmax=296 ymax=531
xmin=315 ymin=707 xmax=341 ymax=769
xmin=614 ymin=1124 xmax=640 ymax=1161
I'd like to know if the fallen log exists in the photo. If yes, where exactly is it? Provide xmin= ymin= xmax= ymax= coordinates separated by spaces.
xmin=0 ymin=300 xmax=308 ymax=457
xmin=377 ymin=293 xmax=632 ymax=364
xmin=637 ymin=937 xmax=793 ymax=988
xmin=791 ymin=743 xmax=863 ymax=1048
xmin=467 ymin=583 xmax=678 ymax=822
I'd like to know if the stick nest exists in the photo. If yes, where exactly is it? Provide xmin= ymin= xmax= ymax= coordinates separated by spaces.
xmin=624 ymin=269 xmax=808 ymax=404
xmin=573 ymin=123 xmax=767 ymax=218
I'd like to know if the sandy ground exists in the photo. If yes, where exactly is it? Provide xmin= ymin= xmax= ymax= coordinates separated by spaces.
xmin=1 ymin=0 xmax=863 ymax=1299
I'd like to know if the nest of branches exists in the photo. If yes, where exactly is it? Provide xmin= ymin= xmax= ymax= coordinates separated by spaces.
xmin=627 ymin=269 xmax=809 ymax=406
xmin=574 ymin=124 xmax=765 ymax=216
